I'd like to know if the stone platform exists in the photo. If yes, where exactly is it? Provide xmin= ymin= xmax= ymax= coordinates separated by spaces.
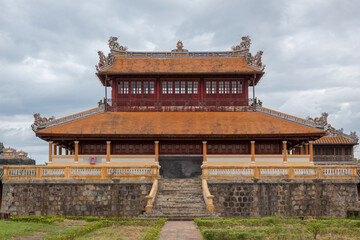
xmin=208 ymin=179 xmax=359 ymax=217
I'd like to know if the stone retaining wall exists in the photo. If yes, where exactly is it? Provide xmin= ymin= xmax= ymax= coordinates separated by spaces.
xmin=208 ymin=179 xmax=359 ymax=217
xmin=1 ymin=179 xmax=152 ymax=217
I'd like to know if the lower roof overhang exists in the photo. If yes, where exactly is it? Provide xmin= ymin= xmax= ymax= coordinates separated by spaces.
xmin=37 ymin=133 xmax=325 ymax=141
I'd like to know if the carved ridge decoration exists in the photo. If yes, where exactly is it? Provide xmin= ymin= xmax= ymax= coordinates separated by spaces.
xmin=95 ymin=51 xmax=115 ymax=72
xmin=246 ymin=51 xmax=265 ymax=71
xmin=232 ymin=36 xmax=251 ymax=51
xmin=256 ymin=105 xmax=322 ymax=129
xmin=95 ymin=35 xmax=265 ymax=72
xmin=31 ymin=105 xmax=105 ymax=132
xmin=307 ymin=112 xmax=359 ymax=143
xmin=31 ymin=113 xmax=55 ymax=132
xmin=108 ymin=36 xmax=128 ymax=51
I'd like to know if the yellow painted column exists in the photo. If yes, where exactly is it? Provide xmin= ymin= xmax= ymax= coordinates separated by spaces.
xmin=49 ymin=141 xmax=53 ymax=163
xmin=304 ymin=143 xmax=309 ymax=155
xmin=106 ymin=141 xmax=111 ymax=163
xmin=74 ymin=141 xmax=79 ymax=163
xmin=251 ymin=141 xmax=255 ymax=163
xmin=202 ymin=141 xmax=207 ymax=164
xmin=309 ymin=141 xmax=314 ymax=164
xmin=282 ymin=141 xmax=287 ymax=163
xmin=155 ymin=141 xmax=159 ymax=163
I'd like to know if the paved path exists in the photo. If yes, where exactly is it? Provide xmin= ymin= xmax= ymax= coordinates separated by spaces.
xmin=158 ymin=221 xmax=203 ymax=240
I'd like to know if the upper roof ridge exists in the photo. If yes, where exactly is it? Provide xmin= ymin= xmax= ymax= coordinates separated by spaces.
xmin=95 ymin=36 xmax=265 ymax=73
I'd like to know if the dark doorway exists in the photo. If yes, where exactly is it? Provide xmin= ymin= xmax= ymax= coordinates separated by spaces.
xmin=159 ymin=156 xmax=203 ymax=179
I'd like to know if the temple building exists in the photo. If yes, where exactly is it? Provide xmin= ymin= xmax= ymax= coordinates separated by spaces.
xmin=31 ymin=37 xmax=329 ymax=176
xmin=1 ymin=37 xmax=358 ymax=218
xmin=0 ymin=143 xmax=35 ymax=165
xmin=305 ymin=113 xmax=359 ymax=165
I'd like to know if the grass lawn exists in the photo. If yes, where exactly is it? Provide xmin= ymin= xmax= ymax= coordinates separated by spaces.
xmin=0 ymin=219 xmax=87 ymax=239
xmin=0 ymin=217 xmax=166 ymax=240
xmin=75 ymin=224 xmax=151 ymax=240
xmin=195 ymin=217 xmax=360 ymax=240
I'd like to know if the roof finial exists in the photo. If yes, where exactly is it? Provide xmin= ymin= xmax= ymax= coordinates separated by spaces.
xmin=172 ymin=40 xmax=188 ymax=52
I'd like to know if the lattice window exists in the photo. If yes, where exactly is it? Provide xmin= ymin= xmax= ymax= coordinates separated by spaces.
xmin=131 ymin=81 xmax=136 ymax=94
xmin=211 ymin=81 xmax=217 ymax=94
xmin=124 ymin=82 xmax=129 ymax=94
xmin=181 ymin=81 xmax=186 ymax=94
xmin=219 ymin=81 xmax=224 ymax=94
xmin=206 ymin=81 xmax=211 ymax=94
xmin=162 ymin=81 xmax=167 ymax=94
xmin=224 ymin=81 xmax=230 ymax=94
xmin=150 ymin=81 xmax=154 ymax=94
xmin=137 ymin=81 xmax=142 ymax=94
xmin=194 ymin=81 xmax=198 ymax=94
xmin=168 ymin=81 xmax=173 ymax=94
xmin=238 ymin=81 xmax=243 ymax=93
xmin=187 ymin=81 xmax=192 ymax=94
xmin=175 ymin=81 xmax=180 ymax=94
xmin=118 ymin=82 xmax=123 ymax=94
xmin=232 ymin=81 xmax=237 ymax=94
xmin=144 ymin=81 xmax=149 ymax=94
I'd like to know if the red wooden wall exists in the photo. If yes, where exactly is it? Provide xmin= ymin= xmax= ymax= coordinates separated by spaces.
xmin=111 ymin=76 xmax=249 ymax=108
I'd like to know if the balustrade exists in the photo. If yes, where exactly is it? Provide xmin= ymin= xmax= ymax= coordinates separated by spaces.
xmin=202 ymin=165 xmax=357 ymax=180
xmin=3 ymin=165 xmax=160 ymax=181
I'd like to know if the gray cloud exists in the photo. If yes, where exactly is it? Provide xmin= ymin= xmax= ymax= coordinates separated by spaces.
xmin=1 ymin=0 xmax=359 ymax=163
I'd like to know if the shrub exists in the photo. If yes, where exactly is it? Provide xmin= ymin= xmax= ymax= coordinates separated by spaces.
xmin=10 ymin=216 xmax=64 ymax=224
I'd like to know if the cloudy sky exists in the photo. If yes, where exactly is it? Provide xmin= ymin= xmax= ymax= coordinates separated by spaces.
xmin=0 ymin=0 xmax=359 ymax=163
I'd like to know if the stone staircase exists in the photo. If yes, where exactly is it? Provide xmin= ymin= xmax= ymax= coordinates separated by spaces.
xmin=142 ymin=178 xmax=219 ymax=220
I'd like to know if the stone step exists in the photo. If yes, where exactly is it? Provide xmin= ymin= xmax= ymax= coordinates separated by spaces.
xmin=158 ymin=191 xmax=202 ymax=194
xmin=156 ymin=195 xmax=203 ymax=198
xmin=141 ymin=178 xmax=219 ymax=220
xmin=155 ymin=205 xmax=206 ymax=208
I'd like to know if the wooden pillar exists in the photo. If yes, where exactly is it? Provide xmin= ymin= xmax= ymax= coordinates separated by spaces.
xmin=309 ymin=141 xmax=314 ymax=163
xmin=53 ymin=144 xmax=57 ymax=155
xmin=58 ymin=146 xmax=62 ymax=155
xmin=49 ymin=141 xmax=53 ymax=163
xmin=202 ymin=141 xmax=207 ymax=163
xmin=155 ymin=141 xmax=159 ymax=163
xmin=74 ymin=141 xmax=79 ymax=163
xmin=304 ymin=143 xmax=309 ymax=155
xmin=251 ymin=141 xmax=255 ymax=163
xmin=282 ymin=141 xmax=287 ymax=163
xmin=300 ymin=145 xmax=304 ymax=155
xmin=66 ymin=149 xmax=69 ymax=155
xmin=106 ymin=141 xmax=111 ymax=163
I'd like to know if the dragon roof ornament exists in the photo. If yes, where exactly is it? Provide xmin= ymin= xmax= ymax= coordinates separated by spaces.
xmin=108 ymin=36 xmax=128 ymax=51
xmin=95 ymin=51 xmax=114 ymax=72
xmin=95 ymin=35 xmax=265 ymax=72
xmin=31 ymin=113 xmax=55 ymax=132
xmin=246 ymin=51 xmax=265 ymax=71
xmin=307 ymin=112 xmax=358 ymax=143
xmin=232 ymin=36 xmax=251 ymax=51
